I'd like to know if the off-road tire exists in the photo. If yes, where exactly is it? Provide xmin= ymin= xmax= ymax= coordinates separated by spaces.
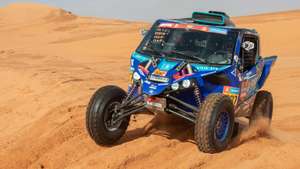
xmin=86 ymin=85 xmax=130 ymax=145
xmin=195 ymin=93 xmax=235 ymax=153
xmin=250 ymin=90 xmax=273 ymax=126
xmin=232 ymin=122 xmax=240 ymax=138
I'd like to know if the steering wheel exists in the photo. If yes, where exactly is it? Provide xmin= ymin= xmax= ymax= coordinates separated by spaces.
xmin=203 ymin=48 xmax=215 ymax=56
xmin=214 ymin=50 xmax=229 ymax=55
xmin=205 ymin=50 xmax=231 ymax=64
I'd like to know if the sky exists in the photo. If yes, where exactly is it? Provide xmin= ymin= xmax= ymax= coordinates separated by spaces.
xmin=0 ymin=0 xmax=300 ymax=22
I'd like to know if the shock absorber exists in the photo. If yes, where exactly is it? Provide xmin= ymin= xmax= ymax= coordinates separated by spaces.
xmin=126 ymin=83 xmax=138 ymax=101
xmin=145 ymin=59 xmax=152 ymax=70
xmin=187 ymin=63 xmax=193 ymax=74
xmin=194 ymin=85 xmax=201 ymax=108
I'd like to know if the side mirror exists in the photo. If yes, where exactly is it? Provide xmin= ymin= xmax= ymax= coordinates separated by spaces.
xmin=140 ymin=29 xmax=149 ymax=37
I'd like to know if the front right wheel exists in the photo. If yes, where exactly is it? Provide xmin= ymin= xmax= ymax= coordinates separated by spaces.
xmin=86 ymin=85 xmax=130 ymax=146
xmin=195 ymin=93 xmax=235 ymax=153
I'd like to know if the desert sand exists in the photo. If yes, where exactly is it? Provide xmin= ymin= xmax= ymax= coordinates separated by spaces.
xmin=0 ymin=3 xmax=299 ymax=169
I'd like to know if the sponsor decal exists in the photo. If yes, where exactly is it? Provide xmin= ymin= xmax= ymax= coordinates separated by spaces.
xmin=157 ymin=82 xmax=169 ymax=86
xmin=158 ymin=23 xmax=209 ymax=32
xmin=209 ymin=27 xmax=228 ymax=35
xmin=242 ymin=41 xmax=255 ymax=51
xmin=244 ymin=70 xmax=256 ymax=80
xmin=158 ymin=23 xmax=229 ymax=35
xmin=240 ymin=70 xmax=260 ymax=100
xmin=158 ymin=59 xmax=178 ymax=71
xmin=223 ymin=86 xmax=240 ymax=105
xmin=149 ymin=84 xmax=157 ymax=90
xmin=131 ymin=59 xmax=134 ymax=66
xmin=149 ymin=75 xmax=169 ymax=83
xmin=159 ymin=23 xmax=176 ymax=28
xmin=145 ymin=97 xmax=166 ymax=111
xmin=132 ymin=52 xmax=149 ymax=62
xmin=223 ymin=86 xmax=240 ymax=95
xmin=192 ymin=64 xmax=230 ymax=72
xmin=193 ymin=25 xmax=209 ymax=32
xmin=153 ymin=69 xmax=167 ymax=76
xmin=240 ymin=81 xmax=249 ymax=99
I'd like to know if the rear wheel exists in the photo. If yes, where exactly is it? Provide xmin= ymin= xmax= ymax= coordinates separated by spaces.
xmin=86 ymin=85 xmax=130 ymax=145
xmin=195 ymin=93 xmax=235 ymax=153
xmin=250 ymin=90 xmax=273 ymax=126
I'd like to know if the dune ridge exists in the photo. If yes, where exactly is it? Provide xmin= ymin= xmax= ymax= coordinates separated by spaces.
xmin=0 ymin=3 xmax=299 ymax=169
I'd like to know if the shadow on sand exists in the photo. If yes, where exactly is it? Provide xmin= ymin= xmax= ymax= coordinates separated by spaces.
xmin=120 ymin=114 xmax=273 ymax=150
xmin=120 ymin=113 xmax=195 ymax=144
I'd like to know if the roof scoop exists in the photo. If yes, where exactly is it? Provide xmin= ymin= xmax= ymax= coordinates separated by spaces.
xmin=192 ymin=11 xmax=236 ymax=27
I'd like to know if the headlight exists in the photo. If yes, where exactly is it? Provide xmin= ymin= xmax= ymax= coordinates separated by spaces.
xmin=171 ymin=83 xmax=179 ymax=90
xmin=182 ymin=79 xmax=191 ymax=88
xmin=133 ymin=72 xmax=141 ymax=80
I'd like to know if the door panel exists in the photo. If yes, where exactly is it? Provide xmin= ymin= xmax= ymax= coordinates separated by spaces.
xmin=239 ymin=59 xmax=264 ymax=101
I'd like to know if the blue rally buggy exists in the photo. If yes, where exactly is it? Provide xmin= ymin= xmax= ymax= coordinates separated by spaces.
xmin=86 ymin=11 xmax=277 ymax=153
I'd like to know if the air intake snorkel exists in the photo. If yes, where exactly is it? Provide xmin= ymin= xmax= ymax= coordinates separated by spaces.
xmin=192 ymin=11 xmax=236 ymax=27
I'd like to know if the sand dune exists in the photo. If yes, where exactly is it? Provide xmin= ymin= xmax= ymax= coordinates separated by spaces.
xmin=0 ymin=3 xmax=299 ymax=169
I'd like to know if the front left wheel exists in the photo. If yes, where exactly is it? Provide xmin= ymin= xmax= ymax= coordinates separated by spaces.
xmin=195 ymin=93 xmax=235 ymax=153
xmin=86 ymin=85 xmax=130 ymax=145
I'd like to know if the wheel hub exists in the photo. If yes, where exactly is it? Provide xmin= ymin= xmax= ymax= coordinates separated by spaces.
xmin=104 ymin=102 xmax=123 ymax=131
xmin=215 ymin=112 xmax=230 ymax=142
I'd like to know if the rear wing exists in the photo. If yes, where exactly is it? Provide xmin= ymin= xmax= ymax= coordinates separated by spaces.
xmin=257 ymin=56 xmax=278 ymax=89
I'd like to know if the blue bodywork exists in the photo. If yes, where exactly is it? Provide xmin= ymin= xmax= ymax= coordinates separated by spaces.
xmin=128 ymin=19 xmax=277 ymax=116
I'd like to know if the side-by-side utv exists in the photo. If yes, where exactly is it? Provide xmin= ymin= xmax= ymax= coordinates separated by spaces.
xmin=86 ymin=11 xmax=277 ymax=153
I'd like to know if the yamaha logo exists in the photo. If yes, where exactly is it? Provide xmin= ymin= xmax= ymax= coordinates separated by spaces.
xmin=152 ymin=57 xmax=158 ymax=67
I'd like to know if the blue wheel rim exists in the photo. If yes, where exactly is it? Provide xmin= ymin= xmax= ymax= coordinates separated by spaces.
xmin=215 ymin=112 xmax=230 ymax=142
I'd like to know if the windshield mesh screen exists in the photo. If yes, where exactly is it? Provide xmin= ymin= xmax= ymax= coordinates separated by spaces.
xmin=137 ymin=26 xmax=238 ymax=65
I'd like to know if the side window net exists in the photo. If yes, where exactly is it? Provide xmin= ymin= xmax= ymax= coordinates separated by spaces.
xmin=241 ymin=36 xmax=257 ymax=72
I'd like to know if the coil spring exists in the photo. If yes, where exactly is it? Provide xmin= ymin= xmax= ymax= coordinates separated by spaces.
xmin=194 ymin=85 xmax=201 ymax=107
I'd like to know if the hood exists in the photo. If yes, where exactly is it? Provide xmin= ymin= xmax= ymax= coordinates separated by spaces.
xmin=131 ymin=52 xmax=231 ymax=96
